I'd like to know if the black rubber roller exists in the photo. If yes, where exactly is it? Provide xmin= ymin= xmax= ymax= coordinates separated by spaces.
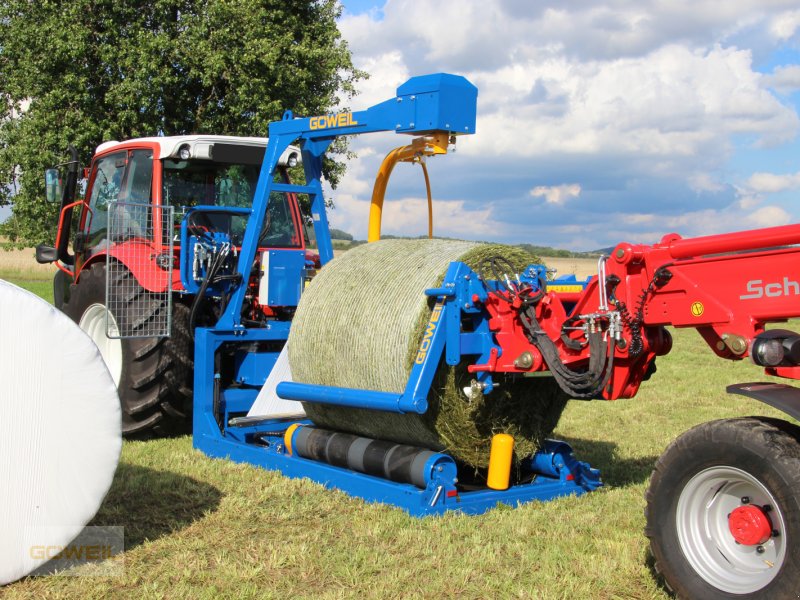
xmin=289 ymin=425 xmax=453 ymax=489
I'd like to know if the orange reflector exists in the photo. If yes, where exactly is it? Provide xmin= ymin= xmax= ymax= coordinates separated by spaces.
xmin=487 ymin=433 xmax=514 ymax=490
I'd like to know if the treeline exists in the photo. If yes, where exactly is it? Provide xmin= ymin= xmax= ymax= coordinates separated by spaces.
xmin=516 ymin=244 xmax=603 ymax=258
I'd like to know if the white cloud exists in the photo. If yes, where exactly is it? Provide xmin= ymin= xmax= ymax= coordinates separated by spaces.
xmin=688 ymin=172 xmax=726 ymax=193
xmin=530 ymin=183 xmax=581 ymax=205
xmin=748 ymin=205 xmax=792 ymax=226
xmin=334 ymin=0 xmax=800 ymax=249
xmin=769 ymin=9 xmax=800 ymax=40
xmin=341 ymin=51 xmax=409 ymax=110
xmin=330 ymin=192 xmax=500 ymax=240
xmin=537 ymin=203 xmax=792 ymax=250
xmin=745 ymin=170 xmax=800 ymax=193
xmin=763 ymin=64 xmax=800 ymax=93
xmin=466 ymin=44 xmax=797 ymax=165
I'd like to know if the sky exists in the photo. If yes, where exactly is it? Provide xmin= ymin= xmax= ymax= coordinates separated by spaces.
xmin=331 ymin=0 xmax=800 ymax=250
xmin=5 ymin=2 xmax=798 ymax=251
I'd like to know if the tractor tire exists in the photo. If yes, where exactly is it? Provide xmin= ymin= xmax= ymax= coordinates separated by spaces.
xmin=62 ymin=262 xmax=194 ymax=436
xmin=645 ymin=417 xmax=800 ymax=599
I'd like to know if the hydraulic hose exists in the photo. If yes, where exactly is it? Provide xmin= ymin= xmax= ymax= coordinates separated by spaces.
xmin=519 ymin=305 xmax=614 ymax=399
xmin=189 ymin=245 xmax=230 ymax=340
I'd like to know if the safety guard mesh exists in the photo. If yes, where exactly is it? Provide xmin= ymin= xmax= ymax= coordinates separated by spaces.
xmin=105 ymin=202 xmax=174 ymax=338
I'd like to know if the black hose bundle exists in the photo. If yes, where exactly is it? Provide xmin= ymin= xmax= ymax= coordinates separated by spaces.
xmin=519 ymin=306 xmax=614 ymax=399
xmin=188 ymin=244 xmax=234 ymax=340
xmin=476 ymin=255 xmax=614 ymax=400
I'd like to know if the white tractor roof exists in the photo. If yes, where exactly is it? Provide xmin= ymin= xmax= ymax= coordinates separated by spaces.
xmin=95 ymin=135 xmax=301 ymax=166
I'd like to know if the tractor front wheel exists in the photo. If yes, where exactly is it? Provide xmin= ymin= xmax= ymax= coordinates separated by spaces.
xmin=62 ymin=262 xmax=193 ymax=436
xmin=645 ymin=417 xmax=800 ymax=599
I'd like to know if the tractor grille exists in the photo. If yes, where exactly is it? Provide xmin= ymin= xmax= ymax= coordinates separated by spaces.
xmin=106 ymin=202 xmax=174 ymax=338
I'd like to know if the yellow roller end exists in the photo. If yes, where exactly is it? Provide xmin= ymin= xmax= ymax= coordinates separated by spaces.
xmin=284 ymin=423 xmax=302 ymax=456
xmin=487 ymin=433 xmax=514 ymax=490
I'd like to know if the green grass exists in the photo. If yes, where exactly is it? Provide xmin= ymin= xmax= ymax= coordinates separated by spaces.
xmin=4 ymin=278 xmax=52 ymax=300
xmin=0 ymin=261 xmax=54 ymax=302
xmin=2 ymin=277 xmax=793 ymax=598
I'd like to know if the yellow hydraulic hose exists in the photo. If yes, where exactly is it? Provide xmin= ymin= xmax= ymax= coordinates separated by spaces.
xmin=368 ymin=133 xmax=450 ymax=243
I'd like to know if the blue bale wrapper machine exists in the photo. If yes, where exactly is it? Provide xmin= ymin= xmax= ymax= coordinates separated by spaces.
xmin=190 ymin=73 xmax=601 ymax=516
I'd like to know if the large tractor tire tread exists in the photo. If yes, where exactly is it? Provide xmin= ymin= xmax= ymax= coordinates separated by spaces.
xmin=645 ymin=416 xmax=800 ymax=599
xmin=62 ymin=262 xmax=194 ymax=437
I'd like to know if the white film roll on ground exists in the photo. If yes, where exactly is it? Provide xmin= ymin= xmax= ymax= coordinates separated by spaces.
xmin=0 ymin=279 xmax=122 ymax=585
xmin=247 ymin=344 xmax=305 ymax=418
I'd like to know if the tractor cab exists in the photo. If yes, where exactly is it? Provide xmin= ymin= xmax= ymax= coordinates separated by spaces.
xmin=40 ymin=136 xmax=311 ymax=305
xmin=37 ymin=136 xmax=313 ymax=435
xmin=78 ymin=136 xmax=305 ymax=273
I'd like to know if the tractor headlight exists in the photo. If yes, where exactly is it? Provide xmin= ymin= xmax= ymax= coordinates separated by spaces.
xmin=178 ymin=144 xmax=191 ymax=160
xmin=287 ymin=152 xmax=299 ymax=168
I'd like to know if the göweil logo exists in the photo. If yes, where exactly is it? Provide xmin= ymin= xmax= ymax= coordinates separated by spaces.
xmin=415 ymin=303 xmax=444 ymax=364
xmin=740 ymin=277 xmax=800 ymax=300
xmin=29 ymin=544 xmax=113 ymax=560
xmin=309 ymin=112 xmax=358 ymax=131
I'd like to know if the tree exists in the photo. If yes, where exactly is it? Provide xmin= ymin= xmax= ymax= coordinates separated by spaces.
xmin=0 ymin=0 xmax=364 ymax=245
xmin=329 ymin=228 xmax=354 ymax=241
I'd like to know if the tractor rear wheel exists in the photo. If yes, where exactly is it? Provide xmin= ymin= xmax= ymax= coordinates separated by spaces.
xmin=645 ymin=417 xmax=800 ymax=599
xmin=62 ymin=262 xmax=193 ymax=436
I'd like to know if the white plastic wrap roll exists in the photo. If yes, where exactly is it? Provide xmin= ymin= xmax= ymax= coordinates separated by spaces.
xmin=247 ymin=344 xmax=305 ymax=418
xmin=0 ymin=280 xmax=121 ymax=585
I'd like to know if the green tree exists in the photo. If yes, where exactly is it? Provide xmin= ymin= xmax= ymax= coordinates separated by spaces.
xmin=0 ymin=0 xmax=364 ymax=245
xmin=329 ymin=228 xmax=353 ymax=241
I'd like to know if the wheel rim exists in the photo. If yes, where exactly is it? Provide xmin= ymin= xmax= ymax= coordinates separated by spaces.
xmin=79 ymin=303 xmax=123 ymax=387
xmin=676 ymin=465 xmax=787 ymax=594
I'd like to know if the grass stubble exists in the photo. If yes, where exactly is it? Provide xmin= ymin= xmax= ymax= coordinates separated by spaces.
xmin=1 ymin=252 xmax=791 ymax=599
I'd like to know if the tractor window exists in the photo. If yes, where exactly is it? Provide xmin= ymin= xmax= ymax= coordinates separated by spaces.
xmin=163 ymin=159 xmax=300 ymax=248
xmin=120 ymin=150 xmax=153 ymax=205
xmin=86 ymin=151 xmax=127 ymax=244
xmin=261 ymin=192 xmax=301 ymax=248
xmin=163 ymin=160 xmax=262 ymax=209
xmin=112 ymin=150 xmax=153 ymax=239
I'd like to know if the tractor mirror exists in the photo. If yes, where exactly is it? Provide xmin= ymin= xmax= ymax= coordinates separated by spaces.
xmin=45 ymin=169 xmax=62 ymax=203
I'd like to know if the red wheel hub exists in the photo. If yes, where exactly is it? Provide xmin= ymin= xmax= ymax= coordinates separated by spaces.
xmin=728 ymin=505 xmax=772 ymax=546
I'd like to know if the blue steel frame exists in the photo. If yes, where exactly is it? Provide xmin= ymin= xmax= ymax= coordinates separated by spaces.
xmin=192 ymin=73 xmax=601 ymax=516
xmin=193 ymin=258 xmax=602 ymax=516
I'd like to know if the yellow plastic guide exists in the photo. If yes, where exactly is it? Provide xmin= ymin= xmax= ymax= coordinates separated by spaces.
xmin=283 ymin=423 xmax=302 ymax=456
xmin=487 ymin=433 xmax=515 ymax=490
xmin=368 ymin=133 xmax=451 ymax=242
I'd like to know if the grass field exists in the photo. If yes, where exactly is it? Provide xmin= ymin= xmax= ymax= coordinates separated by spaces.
xmin=0 ymin=246 xmax=54 ymax=298
xmin=1 ymin=253 xmax=793 ymax=598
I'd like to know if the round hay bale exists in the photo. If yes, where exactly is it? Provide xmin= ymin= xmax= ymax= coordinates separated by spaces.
xmin=0 ymin=279 xmax=121 ymax=585
xmin=288 ymin=239 xmax=568 ymax=468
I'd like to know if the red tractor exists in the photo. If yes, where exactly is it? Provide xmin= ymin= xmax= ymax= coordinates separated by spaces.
xmin=37 ymin=136 xmax=314 ymax=435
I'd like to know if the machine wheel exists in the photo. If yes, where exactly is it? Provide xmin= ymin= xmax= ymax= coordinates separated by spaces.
xmin=62 ymin=262 xmax=194 ymax=436
xmin=645 ymin=417 xmax=800 ymax=599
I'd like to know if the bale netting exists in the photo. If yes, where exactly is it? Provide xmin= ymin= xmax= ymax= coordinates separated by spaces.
xmin=288 ymin=238 xmax=569 ymax=469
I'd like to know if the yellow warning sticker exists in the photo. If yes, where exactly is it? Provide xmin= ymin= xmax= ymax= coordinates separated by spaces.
xmin=691 ymin=302 xmax=704 ymax=317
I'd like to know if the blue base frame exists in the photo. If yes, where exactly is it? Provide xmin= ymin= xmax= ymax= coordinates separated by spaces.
xmin=194 ymin=338 xmax=602 ymax=518
xmin=196 ymin=424 xmax=600 ymax=516
xmin=193 ymin=300 xmax=602 ymax=517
